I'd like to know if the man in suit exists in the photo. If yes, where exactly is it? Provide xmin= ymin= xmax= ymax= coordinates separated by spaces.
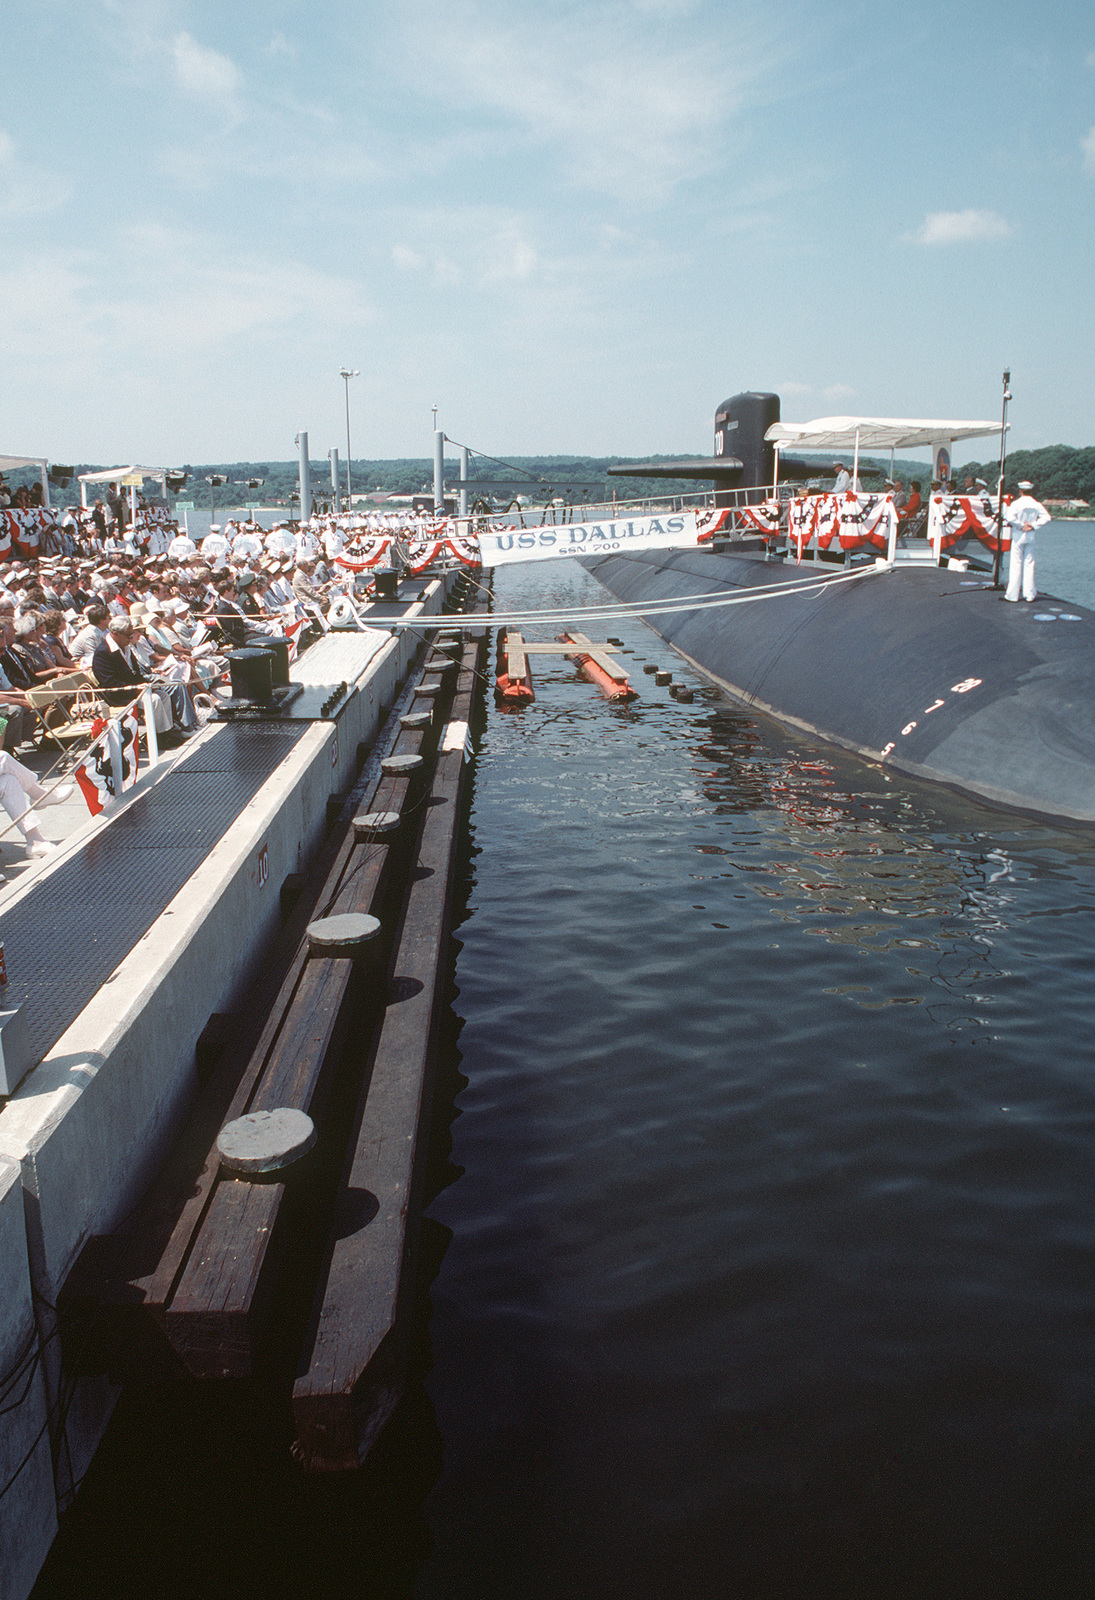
xmin=92 ymin=617 xmax=196 ymax=735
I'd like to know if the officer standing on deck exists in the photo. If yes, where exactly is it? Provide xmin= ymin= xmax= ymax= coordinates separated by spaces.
xmin=1003 ymin=480 xmax=1051 ymax=602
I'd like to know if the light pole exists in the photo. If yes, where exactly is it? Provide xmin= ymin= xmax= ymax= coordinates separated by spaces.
xmin=340 ymin=367 xmax=359 ymax=508
xmin=204 ymin=473 xmax=226 ymax=523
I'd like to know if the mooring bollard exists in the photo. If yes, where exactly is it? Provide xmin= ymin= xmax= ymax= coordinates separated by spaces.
xmin=352 ymin=811 xmax=402 ymax=839
xmin=380 ymin=753 xmax=425 ymax=775
xmin=306 ymin=912 xmax=383 ymax=952
xmin=217 ymin=1109 xmax=317 ymax=1175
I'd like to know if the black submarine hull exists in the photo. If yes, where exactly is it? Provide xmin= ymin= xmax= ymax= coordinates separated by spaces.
xmin=582 ymin=547 xmax=1095 ymax=827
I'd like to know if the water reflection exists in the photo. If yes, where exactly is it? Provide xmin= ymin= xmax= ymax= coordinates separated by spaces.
xmin=422 ymin=559 xmax=1095 ymax=1600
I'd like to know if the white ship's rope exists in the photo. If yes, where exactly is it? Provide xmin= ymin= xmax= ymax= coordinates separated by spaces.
xmin=381 ymin=561 xmax=884 ymax=629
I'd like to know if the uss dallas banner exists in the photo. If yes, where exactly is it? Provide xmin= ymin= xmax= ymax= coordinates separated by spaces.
xmin=479 ymin=511 xmax=699 ymax=567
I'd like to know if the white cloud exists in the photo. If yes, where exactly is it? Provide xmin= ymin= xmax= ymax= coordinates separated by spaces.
xmin=265 ymin=32 xmax=295 ymax=57
xmin=822 ymin=383 xmax=855 ymax=401
xmin=481 ymin=230 xmax=538 ymax=285
xmin=907 ymin=209 xmax=1012 ymax=246
xmin=392 ymin=244 xmax=426 ymax=271
xmin=390 ymin=242 xmax=459 ymax=285
xmin=0 ymin=129 xmax=71 ymax=218
xmin=400 ymin=2 xmax=772 ymax=204
xmin=387 ymin=211 xmax=549 ymax=291
xmin=432 ymin=257 xmax=462 ymax=287
xmin=172 ymin=32 xmax=242 ymax=117
xmin=0 ymin=228 xmax=374 ymax=370
xmin=1083 ymin=126 xmax=1095 ymax=173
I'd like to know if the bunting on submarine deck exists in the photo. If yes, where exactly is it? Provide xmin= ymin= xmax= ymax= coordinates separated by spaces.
xmin=930 ymin=493 xmax=1011 ymax=554
xmin=788 ymin=493 xmax=892 ymax=559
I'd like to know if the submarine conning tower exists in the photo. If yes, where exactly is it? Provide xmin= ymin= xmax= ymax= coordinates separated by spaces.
xmin=714 ymin=391 xmax=781 ymax=501
xmin=607 ymin=390 xmax=782 ymax=504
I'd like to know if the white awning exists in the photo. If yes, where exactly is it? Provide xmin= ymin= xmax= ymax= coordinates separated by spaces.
xmin=765 ymin=416 xmax=1006 ymax=451
xmin=0 ymin=454 xmax=49 ymax=473
xmin=78 ymin=465 xmax=170 ymax=484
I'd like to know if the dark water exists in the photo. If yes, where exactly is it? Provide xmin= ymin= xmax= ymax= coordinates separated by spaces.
xmin=34 ymin=538 xmax=1095 ymax=1599
xmin=417 ymin=553 xmax=1095 ymax=1599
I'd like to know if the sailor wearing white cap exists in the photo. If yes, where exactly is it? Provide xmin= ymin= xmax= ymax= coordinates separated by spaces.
xmin=231 ymin=525 xmax=264 ymax=561
xmin=201 ymin=525 xmax=231 ymax=569
xmin=264 ymin=524 xmax=296 ymax=559
xmin=167 ymin=528 xmax=197 ymax=561
xmin=1003 ymin=481 xmax=1051 ymax=602
xmin=294 ymin=525 xmax=320 ymax=562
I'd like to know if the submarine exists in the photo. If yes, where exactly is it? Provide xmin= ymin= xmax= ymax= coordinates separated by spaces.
xmin=582 ymin=392 xmax=1095 ymax=828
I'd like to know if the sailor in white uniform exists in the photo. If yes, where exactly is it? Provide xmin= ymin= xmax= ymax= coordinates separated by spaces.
xmin=232 ymin=525 xmax=264 ymax=562
xmin=1003 ymin=480 xmax=1051 ymax=602
xmin=167 ymin=529 xmax=197 ymax=561
xmin=294 ymin=525 xmax=320 ymax=563
xmin=265 ymin=524 xmax=297 ymax=559
xmin=200 ymin=525 xmax=231 ymax=569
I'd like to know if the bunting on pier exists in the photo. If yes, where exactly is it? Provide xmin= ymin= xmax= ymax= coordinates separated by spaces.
xmin=73 ymin=708 xmax=141 ymax=816
xmin=405 ymin=537 xmax=445 ymax=573
xmin=334 ymin=537 xmax=392 ymax=572
xmin=282 ymin=617 xmax=307 ymax=662
xmin=443 ymin=533 xmax=483 ymax=566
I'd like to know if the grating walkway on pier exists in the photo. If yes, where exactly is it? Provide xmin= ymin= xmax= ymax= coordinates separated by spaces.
xmin=0 ymin=724 xmax=307 ymax=1069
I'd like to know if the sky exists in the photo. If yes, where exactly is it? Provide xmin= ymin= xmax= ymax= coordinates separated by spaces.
xmin=1 ymin=0 xmax=1093 ymax=467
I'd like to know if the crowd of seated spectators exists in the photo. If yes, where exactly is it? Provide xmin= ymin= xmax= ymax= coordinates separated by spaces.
xmin=0 ymin=497 xmax=395 ymax=857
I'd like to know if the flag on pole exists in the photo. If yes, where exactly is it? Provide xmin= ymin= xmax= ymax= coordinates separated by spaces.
xmin=72 ymin=708 xmax=141 ymax=816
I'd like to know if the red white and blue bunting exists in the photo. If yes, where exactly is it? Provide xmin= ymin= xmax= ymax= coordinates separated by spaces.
xmin=73 ymin=707 xmax=141 ymax=816
xmin=929 ymin=493 xmax=1011 ymax=554
xmin=788 ymin=493 xmax=894 ymax=560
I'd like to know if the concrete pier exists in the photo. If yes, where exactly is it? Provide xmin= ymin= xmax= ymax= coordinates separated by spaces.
xmin=0 ymin=571 xmax=463 ymax=1598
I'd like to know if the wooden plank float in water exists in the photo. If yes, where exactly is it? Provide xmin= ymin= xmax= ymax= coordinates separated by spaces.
xmin=291 ymin=637 xmax=481 ymax=1470
xmin=557 ymin=632 xmax=638 ymax=700
xmin=496 ymin=630 xmax=637 ymax=704
xmin=495 ymin=627 xmax=535 ymax=703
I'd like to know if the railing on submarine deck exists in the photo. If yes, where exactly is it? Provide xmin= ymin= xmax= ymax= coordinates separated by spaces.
xmin=565 ymin=482 xmax=1011 ymax=567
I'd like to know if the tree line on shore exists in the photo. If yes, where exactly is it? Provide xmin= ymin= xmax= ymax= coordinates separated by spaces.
xmin=6 ymin=444 xmax=1093 ymax=507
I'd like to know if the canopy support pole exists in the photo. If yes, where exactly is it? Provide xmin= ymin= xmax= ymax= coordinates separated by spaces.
xmin=993 ymin=371 xmax=1011 ymax=589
